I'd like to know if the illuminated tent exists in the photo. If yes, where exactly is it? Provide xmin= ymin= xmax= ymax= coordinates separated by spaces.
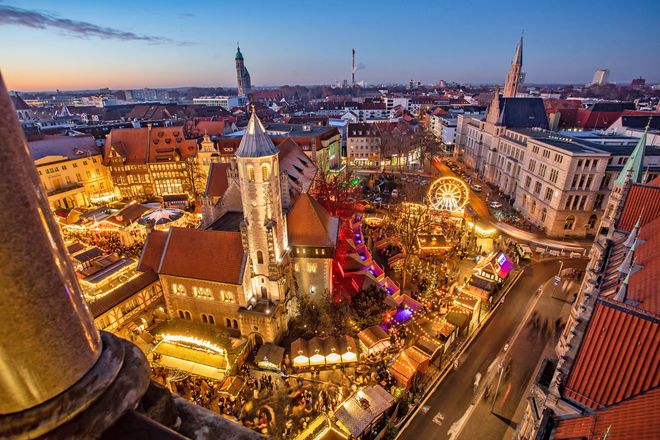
xmin=389 ymin=346 xmax=431 ymax=388
xmin=334 ymin=386 xmax=394 ymax=439
xmin=358 ymin=325 xmax=390 ymax=355
xmin=290 ymin=335 xmax=359 ymax=369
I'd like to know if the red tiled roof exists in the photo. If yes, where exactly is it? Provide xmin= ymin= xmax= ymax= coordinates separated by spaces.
xmin=616 ymin=181 xmax=660 ymax=232
xmin=287 ymin=193 xmax=339 ymax=247
xmin=150 ymin=227 xmax=245 ymax=284
xmin=554 ymin=388 xmax=660 ymax=440
xmin=194 ymin=120 xmax=225 ymax=137
xmin=205 ymin=162 xmax=230 ymax=197
xmin=138 ymin=230 xmax=168 ymax=272
xmin=103 ymin=126 xmax=197 ymax=165
xmin=627 ymin=216 xmax=660 ymax=315
xmin=563 ymin=301 xmax=659 ymax=410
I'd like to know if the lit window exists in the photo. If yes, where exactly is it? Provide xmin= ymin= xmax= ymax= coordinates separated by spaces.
xmin=262 ymin=164 xmax=269 ymax=180
xmin=247 ymin=165 xmax=255 ymax=182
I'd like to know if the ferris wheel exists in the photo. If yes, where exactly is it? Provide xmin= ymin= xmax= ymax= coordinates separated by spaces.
xmin=427 ymin=177 xmax=470 ymax=212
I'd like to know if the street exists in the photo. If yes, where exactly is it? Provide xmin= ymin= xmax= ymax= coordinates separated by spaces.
xmin=398 ymin=258 xmax=587 ymax=440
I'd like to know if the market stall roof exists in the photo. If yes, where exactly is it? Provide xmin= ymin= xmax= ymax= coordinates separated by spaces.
xmin=80 ymin=257 xmax=134 ymax=285
xmin=334 ymin=386 xmax=394 ymax=438
xmin=256 ymin=343 xmax=285 ymax=368
xmin=446 ymin=307 xmax=471 ymax=328
xmin=433 ymin=320 xmax=457 ymax=339
xmin=358 ymin=325 xmax=389 ymax=350
xmin=414 ymin=336 xmax=443 ymax=359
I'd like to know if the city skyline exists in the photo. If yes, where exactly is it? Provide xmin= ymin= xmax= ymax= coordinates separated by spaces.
xmin=1 ymin=0 xmax=659 ymax=91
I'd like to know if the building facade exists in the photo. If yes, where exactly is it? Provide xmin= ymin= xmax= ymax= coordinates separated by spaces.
xmin=347 ymin=122 xmax=381 ymax=167
xmin=29 ymin=135 xmax=114 ymax=209
xmin=103 ymin=125 xmax=199 ymax=199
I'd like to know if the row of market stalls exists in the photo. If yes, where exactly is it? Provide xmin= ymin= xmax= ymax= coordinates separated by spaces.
xmin=466 ymin=250 xmax=516 ymax=300
xmin=290 ymin=336 xmax=359 ymax=369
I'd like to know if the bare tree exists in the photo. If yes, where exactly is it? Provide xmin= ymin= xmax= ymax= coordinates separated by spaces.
xmin=183 ymin=156 xmax=206 ymax=200
xmin=414 ymin=128 xmax=444 ymax=169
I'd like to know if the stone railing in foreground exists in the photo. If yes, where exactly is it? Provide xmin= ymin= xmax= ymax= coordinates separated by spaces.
xmin=0 ymin=72 xmax=261 ymax=440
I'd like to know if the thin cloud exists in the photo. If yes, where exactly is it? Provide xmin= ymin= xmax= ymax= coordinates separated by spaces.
xmin=177 ymin=12 xmax=195 ymax=18
xmin=0 ymin=4 xmax=195 ymax=46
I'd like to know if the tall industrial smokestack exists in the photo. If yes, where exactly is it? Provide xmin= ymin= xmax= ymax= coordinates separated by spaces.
xmin=352 ymin=48 xmax=355 ymax=85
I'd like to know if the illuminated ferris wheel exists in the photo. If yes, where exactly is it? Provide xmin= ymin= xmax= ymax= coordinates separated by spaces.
xmin=427 ymin=177 xmax=470 ymax=213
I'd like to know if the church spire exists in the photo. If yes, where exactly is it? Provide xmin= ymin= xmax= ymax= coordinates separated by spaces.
xmin=623 ymin=215 xmax=642 ymax=248
xmin=503 ymin=36 xmax=523 ymax=97
xmin=613 ymin=125 xmax=648 ymax=187
xmin=486 ymin=86 xmax=502 ymax=124
xmin=613 ymin=272 xmax=630 ymax=303
xmin=235 ymin=109 xmax=278 ymax=158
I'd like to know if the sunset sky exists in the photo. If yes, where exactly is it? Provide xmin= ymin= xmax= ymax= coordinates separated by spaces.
xmin=1 ymin=0 xmax=659 ymax=91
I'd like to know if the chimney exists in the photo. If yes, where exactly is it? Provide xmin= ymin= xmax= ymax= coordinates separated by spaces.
xmin=352 ymin=48 xmax=356 ymax=85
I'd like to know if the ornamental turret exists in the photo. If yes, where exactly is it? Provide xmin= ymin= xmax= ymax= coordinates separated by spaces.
xmin=503 ymin=36 xmax=523 ymax=97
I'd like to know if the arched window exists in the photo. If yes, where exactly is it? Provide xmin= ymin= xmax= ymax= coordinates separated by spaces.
xmin=257 ymin=250 xmax=264 ymax=264
xmin=247 ymin=165 xmax=255 ymax=182
xmin=178 ymin=310 xmax=185 ymax=319
xmin=208 ymin=315 xmax=215 ymax=325
xmin=184 ymin=311 xmax=191 ymax=320
xmin=564 ymin=215 xmax=575 ymax=230
xmin=587 ymin=214 xmax=598 ymax=229
xmin=226 ymin=318 xmax=232 ymax=328
xmin=232 ymin=319 xmax=239 ymax=329
xmin=201 ymin=314 xmax=208 ymax=324
xmin=261 ymin=164 xmax=269 ymax=180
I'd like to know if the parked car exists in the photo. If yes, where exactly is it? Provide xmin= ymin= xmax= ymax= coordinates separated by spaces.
xmin=490 ymin=201 xmax=503 ymax=209
xmin=471 ymin=184 xmax=482 ymax=192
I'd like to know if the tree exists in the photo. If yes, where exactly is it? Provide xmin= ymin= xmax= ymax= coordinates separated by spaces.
xmin=183 ymin=156 xmax=206 ymax=200
xmin=310 ymin=165 xmax=359 ymax=216
xmin=387 ymin=202 xmax=432 ymax=291
xmin=414 ymin=128 xmax=444 ymax=168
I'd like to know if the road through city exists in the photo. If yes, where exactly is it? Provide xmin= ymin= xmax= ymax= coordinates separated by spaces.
xmin=398 ymin=258 xmax=587 ymax=440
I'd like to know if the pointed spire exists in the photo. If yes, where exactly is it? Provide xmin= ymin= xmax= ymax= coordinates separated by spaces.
xmin=613 ymin=272 xmax=630 ymax=303
xmin=618 ymin=239 xmax=637 ymax=276
xmin=513 ymin=35 xmax=523 ymax=65
xmin=613 ymin=126 xmax=648 ymax=187
xmin=623 ymin=215 xmax=642 ymax=248
xmin=235 ymin=109 xmax=278 ymax=158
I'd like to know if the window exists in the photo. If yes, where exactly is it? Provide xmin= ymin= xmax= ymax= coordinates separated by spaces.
xmin=584 ymin=159 xmax=590 ymax=168
xmin=564 ymin=215 xmax=575 ymax=230
xmin=600 ymin=174 xmax=612 ymax=189
xmin=232 ymin=319 xmax=238 ymax=329
xmin=578 ymin=196 xmax=587 ymax=210
xmin=565 ymin=195 xmax=573 ymax=210
xmin=178 ymin=310 xmax=185 ymax=319
xmin=257 ymin=250 xmax=264 ymax=265
xmin=226 ymin=318 xmax=232 ymax=328
xmin=193 ymin=287 xmax=213 ymax=299
xmin=247 ymin=165 xmax=255 ymax=182
xmin=539 ymin=164 xmax=547 ymax=178
xmin=577 ymin=160 xmax=583 ymax=167
xmin=524 ymin=176 xmax=532 ymax=189
xmin=528 ymin=159 xmax=536 ymax=172
xmin=221 ymin=290 xmax=235 ymax=303
xmin=585 ymin=175 xmax=594 ymax=190
xmin=307 ymin=263 xmax=317 ymax=273
xmin=534 ymin=181 xmax=542 ymax=195
xmin=594 ymin=193 xmax=605 ymax=210
xmin=261 ymin=164 xmax=269 ymax=180
xmin=587 ymin=214 xmax=598 ymax=229
xmin=172 ymin=284 xmax=186 ymax=295
xmin=542 ymin=149 xmax=550 ymax=159
xmin=541 ymin=208 xmax=547 ymax=223
xmin=184 ymin=311 xmax=191 ymax=320
xmin=549 ymin=169 xmax=559 ymax=184
xmin=544 ymin=188 xmax=554 ymax=201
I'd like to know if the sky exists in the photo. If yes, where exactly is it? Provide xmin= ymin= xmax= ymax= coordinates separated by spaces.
xmin=1 ymin=0 xmax=659 ymax=91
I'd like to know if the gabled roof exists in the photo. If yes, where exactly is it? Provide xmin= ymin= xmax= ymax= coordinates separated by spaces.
xmin=139 ymin=227 xmax=246 ymax=285
xmin=103 ymin=126 xmax=197 ymax=165
xmin=496 ymin=97 xmax=549 ymax=129
xmin=235 ymin=111 xmax=279 ymax=158
xmin=563 ymin=300 xmax=659 ymax=410
xmin=137 ymin=230 xmax=168 ymax=272
xmin=28 ymin=135 xmax=100 ymax=161
xmin=554 ymin=388 xmax=660 ymax=440
xmin=10 ymin=94 xmax=31 ymax=110
xmin=205 ymin=162 xmax=230 ymax=197
xmin=287 ymin=193 xmax=339 ymax=247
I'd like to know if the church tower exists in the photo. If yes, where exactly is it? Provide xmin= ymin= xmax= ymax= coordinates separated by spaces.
xmin=235 ymin=109 xmax=288 ymax=303
xmin=503 ymin=36 xmax=523 ymax=97
xmin=235 ymin=44 xmax=252 ymax=97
